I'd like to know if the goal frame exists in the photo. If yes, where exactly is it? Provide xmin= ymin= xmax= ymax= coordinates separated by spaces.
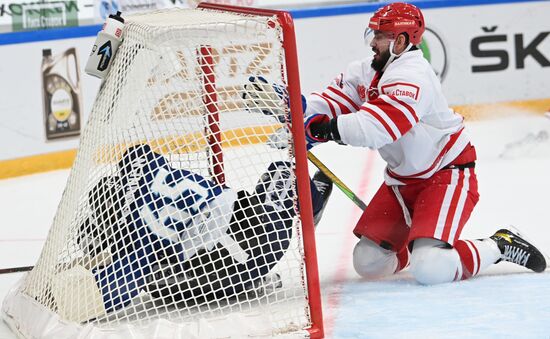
xmin=1 ymin=4 xmax=325 ymax=338
xmin=197 ymin=4 xmax=324 ymax=338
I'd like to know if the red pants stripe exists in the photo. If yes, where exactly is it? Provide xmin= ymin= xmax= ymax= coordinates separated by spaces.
xmin=353 ymin=167 xmax=479 ymax=252
xmin=454 ymin=239 xmax=482 ymax=279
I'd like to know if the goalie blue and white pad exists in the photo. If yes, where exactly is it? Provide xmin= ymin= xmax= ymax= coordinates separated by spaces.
xmin=148 ymin=161 xmax=300 ymax=303
xmin=85 ymin=145 xmax=297 ymax=314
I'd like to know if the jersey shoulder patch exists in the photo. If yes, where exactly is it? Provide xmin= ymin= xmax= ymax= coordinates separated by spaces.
xmin=380 ymin=82 xmax=420 ymax=101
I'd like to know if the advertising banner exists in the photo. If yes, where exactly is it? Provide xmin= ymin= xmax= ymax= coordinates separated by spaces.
xmin=295 ymin=1 xmax=550 ymax=107
xmin=0 ymin=0 xmax=548 ymax=178
xmin=1 ymin=0 xmax=339 ymax=32
xmin=0 ymin=0 xmax=80 ymax=32
xmin=41 ymin=47 xmax=82 ymax=139
xmin=0 ymin=36 xmax=100 ymax=162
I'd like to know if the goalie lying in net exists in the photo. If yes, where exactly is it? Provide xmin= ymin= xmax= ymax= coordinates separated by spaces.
xmin=74 ymin=144 xmax=325 ymax=320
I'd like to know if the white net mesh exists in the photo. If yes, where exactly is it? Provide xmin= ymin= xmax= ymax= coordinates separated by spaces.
xmin=3 ymin=7 xmax=314 ymax=338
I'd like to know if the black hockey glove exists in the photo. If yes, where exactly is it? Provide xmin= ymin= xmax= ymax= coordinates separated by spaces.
xmin=304 ymin=114 xmax=341 ymax=149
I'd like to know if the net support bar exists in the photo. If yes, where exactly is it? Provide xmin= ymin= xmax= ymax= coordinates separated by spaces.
xmin=200 ymin=45 xmax=225 ymax=185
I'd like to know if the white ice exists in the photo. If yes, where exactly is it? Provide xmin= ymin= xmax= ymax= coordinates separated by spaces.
xmin=1 ymin=114 xmax=549 ymax=338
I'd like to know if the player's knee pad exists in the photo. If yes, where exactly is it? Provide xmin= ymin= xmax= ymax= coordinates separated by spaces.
xmin=409 ymin=238 xmax=461 ymax=285
xmin=353 ymin=237 xmax=398 ymax=279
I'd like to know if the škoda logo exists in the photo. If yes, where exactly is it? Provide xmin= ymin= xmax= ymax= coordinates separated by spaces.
xmin=419 ymin=27 xmax=448 ymax=82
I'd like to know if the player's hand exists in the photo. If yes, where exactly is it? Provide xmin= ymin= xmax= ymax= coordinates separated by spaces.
xmin=304 ymin=114 xmax=331 ymax=150
xmin=266 ymin=114 xmax=328 ymax=151
xmin=242 ymin=76 xmax=288 ymax=123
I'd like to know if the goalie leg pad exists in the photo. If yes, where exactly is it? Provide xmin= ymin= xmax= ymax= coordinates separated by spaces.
xmin=51 ymin=265 xmax=106 ymax=323
xmin=94 ymin=252 xmax=151 ymax=313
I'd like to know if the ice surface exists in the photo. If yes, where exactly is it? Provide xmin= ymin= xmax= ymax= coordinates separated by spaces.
xmin=1 ymin=114 xmax=549 ymax=338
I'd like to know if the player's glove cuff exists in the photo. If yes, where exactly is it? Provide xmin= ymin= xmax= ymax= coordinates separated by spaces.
xmin=305 ymin=114 xmax=341 ymax=147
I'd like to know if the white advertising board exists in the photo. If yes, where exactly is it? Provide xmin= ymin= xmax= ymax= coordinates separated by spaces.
xmin=0 ymin=0 xmax=365 ymax=32
xmin=0 ymin=36 xmax=99 ymax=160
xmin=294 ymin=1 xmax=550 ymax=105
xmin=0 ymin=0 xmax=548 ymax=173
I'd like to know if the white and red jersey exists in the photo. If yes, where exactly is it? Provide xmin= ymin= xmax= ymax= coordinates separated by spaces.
xmin=305 ymin=49 xmax=472 ymax=185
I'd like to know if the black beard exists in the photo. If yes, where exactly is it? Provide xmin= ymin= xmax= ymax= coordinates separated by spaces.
xmin=371 ymin=49 xmax=391 ymax=72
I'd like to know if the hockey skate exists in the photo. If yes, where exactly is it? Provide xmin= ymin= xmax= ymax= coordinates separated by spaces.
xmin=490 ymin=229 xmax=547 ymax=273
xmin=311 ymin=169 xmax=333 ymax=226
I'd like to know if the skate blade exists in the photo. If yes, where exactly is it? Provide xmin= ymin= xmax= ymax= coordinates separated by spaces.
xmin=506 ymin=225 xmax=550 ymax=272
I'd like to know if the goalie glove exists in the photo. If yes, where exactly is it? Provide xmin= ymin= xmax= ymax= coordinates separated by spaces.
xmin=242 ymin=75 xmax=288 ymax=123
xmin=242 ymin=76 xmax=307 ymax=123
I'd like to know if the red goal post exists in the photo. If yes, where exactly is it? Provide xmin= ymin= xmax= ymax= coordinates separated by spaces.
xmin=197 ymin=4 xmax=323 ymax=337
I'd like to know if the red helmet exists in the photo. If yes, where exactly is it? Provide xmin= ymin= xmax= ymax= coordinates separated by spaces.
xmin=368 ymin=2 xmax=425 ymax=45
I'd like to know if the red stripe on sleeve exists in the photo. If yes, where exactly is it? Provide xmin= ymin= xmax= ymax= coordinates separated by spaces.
xmin=322 ymin=93 xmax=351 ymax=115
xmin=369 ymin=98 xmax=413 ymax=135
xmin=312 ymin=93 xmax=337 ymax=118
xmin=389 ymin=95 xmax=419 ymax=122
xmin=361 ymin=106 xmax=397 ymax=141
xmin=327 ymin=87 xmax=361 ymax=111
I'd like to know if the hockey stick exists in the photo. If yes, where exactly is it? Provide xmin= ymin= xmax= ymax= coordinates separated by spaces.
xmin=307 ymin=151 xmax=367 ymax=211
xmin=0 ymin=265 xmax=33 ymax=274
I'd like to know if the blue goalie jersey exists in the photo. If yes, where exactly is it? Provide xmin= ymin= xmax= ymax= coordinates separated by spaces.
xmin=90 ymin=145 xmax=296 ymax=314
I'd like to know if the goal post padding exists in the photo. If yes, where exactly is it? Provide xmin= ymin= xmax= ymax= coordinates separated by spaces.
xmin=2 ymin=4 xmax=323 ymax=339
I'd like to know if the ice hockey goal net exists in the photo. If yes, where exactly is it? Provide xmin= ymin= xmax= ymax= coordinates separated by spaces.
xmin=2 ymin=4 xmax=323 ymax=338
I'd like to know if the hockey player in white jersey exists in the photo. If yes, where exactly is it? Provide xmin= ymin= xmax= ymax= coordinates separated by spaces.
xmin=299 ymin=2 xmax=546 ymax=284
